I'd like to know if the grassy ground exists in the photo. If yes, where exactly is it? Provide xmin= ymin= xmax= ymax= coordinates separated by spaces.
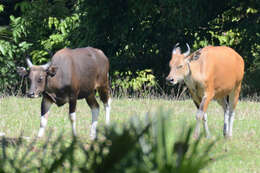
xmin=1 ymin=96 xmax=260 ymax=172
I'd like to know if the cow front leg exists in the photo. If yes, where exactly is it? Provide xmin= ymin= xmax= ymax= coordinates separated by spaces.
xmin=194 ymin=94 xmax=212 ymax=139
xmin=38 ymin=97 xmax=52 ymax=138
xmin=194 ymin=109 xmax=203 ymax=139
xmin=195 ymin=112 xmax=211 ymax=138
xmin=69 ymin=99 xmax=77 ymax=137
xmin=203 ymin=113 xmax=210 ymax=138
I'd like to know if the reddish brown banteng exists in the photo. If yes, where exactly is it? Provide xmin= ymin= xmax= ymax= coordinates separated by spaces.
xmin=166 ymin=43 xmax=244 ymax=138
xmin=17 ymin=47 xmax=111 ymax=139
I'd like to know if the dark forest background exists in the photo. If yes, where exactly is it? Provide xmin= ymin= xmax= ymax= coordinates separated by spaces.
xmin=0 ymin=0 xmax=259 ymax=96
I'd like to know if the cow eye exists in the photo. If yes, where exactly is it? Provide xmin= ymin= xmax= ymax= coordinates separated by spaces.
xmin=177 ymin=65 xmax=183 ymax=69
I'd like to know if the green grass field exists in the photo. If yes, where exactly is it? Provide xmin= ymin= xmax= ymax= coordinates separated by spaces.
xmin=1 ymin=96 xmax=260 ymax=172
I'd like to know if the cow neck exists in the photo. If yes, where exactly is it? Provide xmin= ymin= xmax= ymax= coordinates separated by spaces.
xmin=186 ymin=62 xmax=192 ymax=77
xmin=184 ymin=63 xmax=196 ymax=91
xmin=43 ymin=75 xmax=56 ymax=103
xmin=43 ymin=91 xmax=56 ymax=103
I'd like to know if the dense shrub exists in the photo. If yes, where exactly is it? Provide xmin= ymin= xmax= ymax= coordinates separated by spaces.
xmin=111 ymin=69 xmax=160 ymax=97
xmin=0 ymin=0 xmax=259 ymax=96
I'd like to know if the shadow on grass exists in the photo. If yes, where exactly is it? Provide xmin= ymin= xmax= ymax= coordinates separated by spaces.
xmin=0 ymin=135 xmax=31 ymax=147
xmin=0 ymin=137 xmax=23 ymax=147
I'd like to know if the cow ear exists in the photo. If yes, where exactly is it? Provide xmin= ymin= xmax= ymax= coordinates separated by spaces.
xmin=47 ymin=66 xmax=58 ymax=77
xmin=17 ymin=67 xmax=28 ymax=77
xmin=185 ymin=57 xmax=192 ymax=63
xmin=185 ymin=49 xmax=201 ymax=63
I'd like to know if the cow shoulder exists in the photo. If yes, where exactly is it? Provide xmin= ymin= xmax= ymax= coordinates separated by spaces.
xmin=54 ymin=48 xmax=71 ymax=57
xmin=94 ymin=48 xmax=104 ymax=55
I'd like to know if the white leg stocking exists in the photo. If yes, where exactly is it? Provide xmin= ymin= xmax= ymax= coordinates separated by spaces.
xmin=104 ymin=98 xmax=112 ymax=125
xmin=90 ymin=108 xmax=99 ymax=140
xmin=69 ymin=112 xmax=77 ymax=136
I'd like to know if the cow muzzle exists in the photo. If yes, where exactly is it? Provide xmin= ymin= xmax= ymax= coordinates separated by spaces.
xmin=166 ymin=76 xmax=176 ymax=85
xmin=27 ymin=91 xmax=39 ymax=98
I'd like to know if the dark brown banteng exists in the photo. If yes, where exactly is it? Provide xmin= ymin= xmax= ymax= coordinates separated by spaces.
xmin=17 ymin=47 xmax=111 ymax=139
xmin=166 ymin=43 xmax=244 ymax=138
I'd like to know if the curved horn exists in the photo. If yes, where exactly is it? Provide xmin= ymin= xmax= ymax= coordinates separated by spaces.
xmin=41 ymin=62 xmax=51 ymax=70
xmin=183 ymin=43 xmax=190 ymax=57
xmin=172 ymin=42 xmax=181 ymax=54
xmin=26 ymin=58 xmax=33 ymax=68
xmin=174 ymin=42 xmax=180 ymax=48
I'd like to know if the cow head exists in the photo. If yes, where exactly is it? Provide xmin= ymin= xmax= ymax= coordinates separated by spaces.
xmin=166 ymin=43 xmax=191 ymax=85
xmin=17 ymin=59 xmax=58 ymax=98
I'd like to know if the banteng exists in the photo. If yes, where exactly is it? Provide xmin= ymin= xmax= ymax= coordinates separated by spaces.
xmin=166 ymin=43 xmax=244 ymax=138
xmin=17 ymin=47 xmax=111 ymax=139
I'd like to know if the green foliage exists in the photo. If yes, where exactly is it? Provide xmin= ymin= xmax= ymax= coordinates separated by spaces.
xmin=0 ymin=4 xmax=4 ymax=13
xmin=11 ymin=0 xmax=77 ymax=63
xmin=0 ymin=38 xmax=30 ymax=93
xmin=0 ymin=0 xmax=78 ymax=94
xmin=0 ymin=41 xmax=16 ymax=93
xmin=190 ymin=1 xmax=260 ymax=95
xmin=111 ymin=69 xmax=158 ymax=96
xmin=69 ymin=0 xmax=260 ymax=96
xmin=0 ymin=0 xmax=259 ymax=96
xmin=0 ymin=109 xmax=217 ymax=172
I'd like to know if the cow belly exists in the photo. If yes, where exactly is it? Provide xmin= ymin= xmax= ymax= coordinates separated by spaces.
xmin=213 ymin=80 xmax=237 ymax=99
xmin=52 ymin=93 xmax=88 ymax=106
xmin=55 ymin=96 xmax=69 ymax=106
xmin=78 ymin=90 xmax=93 ymax=99
xmin=214 ymin=89 xmax=232 ymax=99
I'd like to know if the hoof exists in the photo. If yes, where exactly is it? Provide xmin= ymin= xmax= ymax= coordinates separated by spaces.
xmin=90 ymin=130 xmax=97 ymax=140
xmin=90 ymin=134 xmax=96 ymax=141
xmin=224 ymin=135 xmax=232 ymax=140
xmin=193 ymin=133 xmax=199 ymax=140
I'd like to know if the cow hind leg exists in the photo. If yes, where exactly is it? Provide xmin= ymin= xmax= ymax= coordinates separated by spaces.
xmin=227 ymin=83 xmax=242 ymax=138
xmin=98 ymin=86 xmax=111 ymax=125
xmin=86 ymin=93 xmax=100 ymax=140
xmin=217 ymin=97 xmax=230 ymax=137
xmin=38 ymin=97 xmax=53 ymax=138
xmin=69 ymin=98 xmax=77 ymax=137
